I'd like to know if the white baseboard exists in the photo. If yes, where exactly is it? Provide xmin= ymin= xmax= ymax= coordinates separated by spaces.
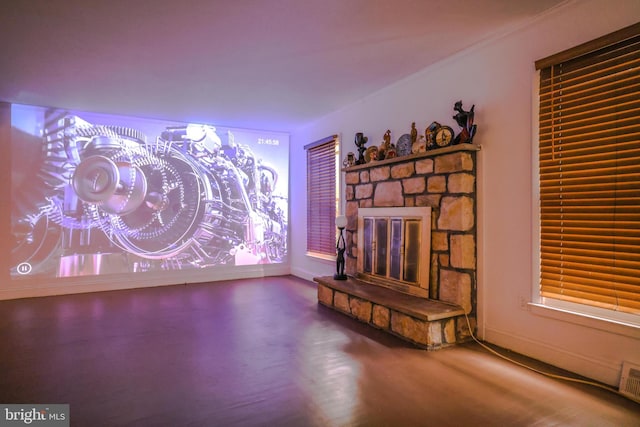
xmin=1 ymin=264 xmax=291 ymax=300
xmin=483 ymin=326 xmax=621 ymax=387
xmin=290 ymin=266 xmax=326 ymax=282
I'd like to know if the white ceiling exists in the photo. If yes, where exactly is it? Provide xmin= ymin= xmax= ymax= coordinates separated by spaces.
xmin=0 ymin=0 xmax=566 ymax=132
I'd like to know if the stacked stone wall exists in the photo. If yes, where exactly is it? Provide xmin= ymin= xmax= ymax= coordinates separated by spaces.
xmin=317 ymin=281 xmax=475 ymax=349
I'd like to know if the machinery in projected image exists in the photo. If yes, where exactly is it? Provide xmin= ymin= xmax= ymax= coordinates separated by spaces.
xmin=11 ymin=110 xmax=287 ymax=277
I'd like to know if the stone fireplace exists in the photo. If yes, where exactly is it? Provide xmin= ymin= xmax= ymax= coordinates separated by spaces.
xmin=314 ymin=144 xmax=479 ymax=349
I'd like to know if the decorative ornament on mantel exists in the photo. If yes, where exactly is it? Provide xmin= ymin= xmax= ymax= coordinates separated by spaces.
xmin=342 ymin=152 xmax=356 ymax=168
xmin=378 ymin=129 xmax=395 ymax=160
xmin=354 ymin=132 xmax=369 ymax=165
xmin=452 ymin=101 xmax=477 ymax=145
xmin=396 ymin=133 xmax=413 ymax=157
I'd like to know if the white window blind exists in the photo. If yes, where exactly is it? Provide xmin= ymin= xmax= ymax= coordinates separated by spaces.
xmin=305 ymin=135 xmax=339 ymax=257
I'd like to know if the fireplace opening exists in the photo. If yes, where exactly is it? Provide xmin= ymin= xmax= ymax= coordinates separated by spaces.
xmin=357 ymin=207 xmax=431 ymax=298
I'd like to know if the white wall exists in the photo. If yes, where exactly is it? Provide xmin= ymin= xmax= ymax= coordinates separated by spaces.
xmin=289 ymin=0 xmax=640 ymax=386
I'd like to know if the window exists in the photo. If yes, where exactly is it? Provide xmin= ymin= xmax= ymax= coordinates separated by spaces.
xmin=305 ymin=135 xmax=339 ymax=257
xmin=536 ymin=23 xmax=640 ymax=316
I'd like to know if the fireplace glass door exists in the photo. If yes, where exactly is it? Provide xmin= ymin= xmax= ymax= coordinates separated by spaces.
xmin=357 ymin=207 xmax=431 ymax=297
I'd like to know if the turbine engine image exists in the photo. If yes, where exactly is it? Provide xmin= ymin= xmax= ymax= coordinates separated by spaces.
xmin=11 ymin=108 xmax=288 ymax=278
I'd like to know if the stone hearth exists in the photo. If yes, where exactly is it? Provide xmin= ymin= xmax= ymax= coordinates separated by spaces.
xmin=315 ymin=144 xmax=479 ymax=349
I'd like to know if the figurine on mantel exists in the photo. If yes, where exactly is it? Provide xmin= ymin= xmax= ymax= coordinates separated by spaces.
xmin=385 ymin=144 xmax=397 ymax=159
xmin=342 ymin=152 xmax=356 ymax=168
xmin=378 ymin=129 xmax=393 ymax=160
xmin=412 ymin=135 xmax=427 ymax=154
xmin=354 ymin=132 xmax=368 ymax=164
xmin=452 ymin=101 xmax=477 ymax=145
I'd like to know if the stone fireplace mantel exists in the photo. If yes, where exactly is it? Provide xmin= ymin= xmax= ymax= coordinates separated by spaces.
xmin=315 ymin=143 xmax=480 ymax=349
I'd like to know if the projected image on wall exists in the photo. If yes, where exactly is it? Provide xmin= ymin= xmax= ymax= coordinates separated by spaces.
xmin=10 ymin=104 xmax=289 ymax=280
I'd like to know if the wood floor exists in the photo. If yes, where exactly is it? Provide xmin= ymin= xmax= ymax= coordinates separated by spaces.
xmin=0 ymin=276 xmax=638 ymax=426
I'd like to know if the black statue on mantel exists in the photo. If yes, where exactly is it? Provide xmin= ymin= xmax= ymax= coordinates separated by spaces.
xmin=354 ymin=132 xmax=368 ymax=165
xmin=452 ymin=101 xmax=477 ymax=145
